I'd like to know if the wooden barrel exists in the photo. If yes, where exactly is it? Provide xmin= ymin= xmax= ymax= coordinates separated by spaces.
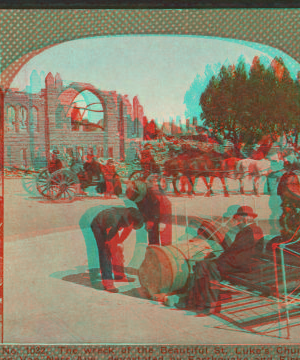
xmin=138 ymin=238 xmax=224 ymax=296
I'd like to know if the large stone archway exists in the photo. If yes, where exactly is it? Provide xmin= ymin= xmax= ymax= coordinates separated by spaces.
xmin=47 ymin=78 xmax=125 ymax=161
xmin=0 ymin=9 xmax=300 ymax=89
xmin=2 ymin=72 xmax=142 ymax=168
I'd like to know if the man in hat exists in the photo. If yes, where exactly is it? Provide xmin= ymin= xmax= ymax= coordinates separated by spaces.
xmin=91 ymin=207 xmax=144 ymax=292
xmin=48 ymin=149 xmax=63 ymax=173
xmin=126 ymin=180 xmax=172 ymax=246
xmin=139 ymin=143 xmax=160 ymax=175
xmin=216 ymin=206 xmax=264 ymax=274
xmin=169 ymin=206 xmax=264 ymax=313
xmin=80 ymin=148 xmax=104 ymax=194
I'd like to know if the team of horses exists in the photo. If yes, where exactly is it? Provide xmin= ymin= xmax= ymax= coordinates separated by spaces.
xmin=162 ymin=143 xmax=300 ymax=197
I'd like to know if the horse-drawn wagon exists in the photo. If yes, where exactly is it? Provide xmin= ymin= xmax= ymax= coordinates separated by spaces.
xmin=129 ymin=137 xmax=300 ymax=197
xmin=22 ymin=151 xmax=122 ymax=200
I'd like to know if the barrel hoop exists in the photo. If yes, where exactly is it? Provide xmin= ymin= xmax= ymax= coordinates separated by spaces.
xmin=147 ymin=246 xmax=175 ymax=294
xmin=162 ymin=245 xmax=190 ymax=288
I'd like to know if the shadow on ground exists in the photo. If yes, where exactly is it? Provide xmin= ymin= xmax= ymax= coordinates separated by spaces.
xmin=50 ymin=266 xmax=300 ymax=340
xmin=50 ymin=265 xmax=151 ymax=300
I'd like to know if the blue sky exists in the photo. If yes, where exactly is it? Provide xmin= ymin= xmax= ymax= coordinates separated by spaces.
xmin=11 ymin=35 xmax=300 ymax=124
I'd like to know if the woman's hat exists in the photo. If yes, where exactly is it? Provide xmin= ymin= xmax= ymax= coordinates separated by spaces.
xmin=126 ymin=180 xmax=147 ymax=203
xmin=233 ymin=206 xmax=258 ymax=219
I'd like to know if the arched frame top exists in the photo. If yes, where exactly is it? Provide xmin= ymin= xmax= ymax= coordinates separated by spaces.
xmin=0 ymin=9 xmax=300 ymax=89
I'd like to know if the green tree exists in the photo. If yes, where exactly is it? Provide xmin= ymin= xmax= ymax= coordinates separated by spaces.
xmin=200 ymin=56 xmax=299 ymax=146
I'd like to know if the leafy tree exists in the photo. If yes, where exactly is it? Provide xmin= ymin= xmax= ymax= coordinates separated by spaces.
xmin=184 ymin=63 xmax=221 ymax=120
xmin=200 ymin=56 xmax=300 ymax=146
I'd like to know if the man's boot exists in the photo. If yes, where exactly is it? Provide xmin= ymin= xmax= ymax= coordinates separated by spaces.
xmin=102 ymin=279 xmax=118 ymax=293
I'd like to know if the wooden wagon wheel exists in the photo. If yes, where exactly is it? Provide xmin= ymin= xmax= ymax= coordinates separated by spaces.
xmin=50 ymin=169 xmax=79 ymax=200
xmin=21 ymin=171 xmax=39 ymax=196
xmin=36 ymin=168 xmax=61 ymax=199
xmin=129 ymin=170 xmax=150 ymax=182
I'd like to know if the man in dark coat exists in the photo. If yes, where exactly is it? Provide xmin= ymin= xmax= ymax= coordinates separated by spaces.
xmin=91 ymin=207 xmax=144 ymax=292
xmin=266 ymin=160 xmax=300 ymax=252
xmin=217 ymin=206 xmax=264 ymax=274
xmin=48 ymin=150 xmax=63 ymax=173
xmin=80 ymin=150 xmax=104 ymax=194
xmin=174 ymin=206 xmax=264 ymax=313
xmin=126 ymin=180 xmax=172 ymax=246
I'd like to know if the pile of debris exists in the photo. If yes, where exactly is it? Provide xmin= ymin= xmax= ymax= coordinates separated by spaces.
xmin=4 ymin=167 xmax=37 ymax=178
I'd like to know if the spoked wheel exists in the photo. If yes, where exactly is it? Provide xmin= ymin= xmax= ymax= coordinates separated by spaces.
xmin=51 ymin=169 xmax=79 ymax=200
xmin=129 ymin=170 xmax=149 ymax=182
xmin=22 ymin=171 xmax=39 ymax=196
xmin=36 ymin=169 xmax=60 ymax=199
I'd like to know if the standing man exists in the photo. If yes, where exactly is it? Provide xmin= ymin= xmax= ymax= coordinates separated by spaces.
xmin=91 ymin=207 xmax=144 ymax=292
xmin=126 ymin=180 xmax=172 ymax=246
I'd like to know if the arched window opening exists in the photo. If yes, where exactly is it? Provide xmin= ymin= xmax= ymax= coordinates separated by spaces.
xmin=29 ymin=107 xmax=38 ymax=131
xmin=68 ymin=91 xmax=104 ymax=132
xmin=97 ymin=147 xmax=104 ymax=158
xmin=6 ymin=106 xmax=15 ymax=131
xmin=18 ymin=106 xmax=28 ymax=131
xmin=20 ymin=148 xmax=28 ymax=168
xmin=108 ymin=147 xmax=114 ymax=158
xmin=135 ymin=118 xmax=139 ymax=137
xmin=76 ymin=146 xmax=84 ymax=161
xmin=6 ymin=146 xmax=12 ymax=166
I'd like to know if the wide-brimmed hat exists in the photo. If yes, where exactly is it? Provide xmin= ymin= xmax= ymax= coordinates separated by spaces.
xmin=127 ymin=207 xmax=144 ymax=230
xmin=233 ymin=206 xmax=258 ymax=219
xmin=126 ymin=180 xmax=147 ymax=203
xmin=51 ymin=149 xmax=60 ymax=155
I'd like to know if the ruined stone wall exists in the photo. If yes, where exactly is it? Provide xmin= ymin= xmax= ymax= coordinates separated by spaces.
xmin=4 ymin=90 xmax=46 ymax=168
xmin=3 ymin=75 xmax=144 ymax=168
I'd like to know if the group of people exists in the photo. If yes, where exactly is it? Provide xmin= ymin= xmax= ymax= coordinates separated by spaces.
xmin=87 ymin=159 xmax=300 ymax=313
xmin=89 ymin=175 xmax=267 ymax=301
xmin=47 ymin=148 xmax=121 ymax=197
xmin=89 ymin=176 xmax=172 ymax=292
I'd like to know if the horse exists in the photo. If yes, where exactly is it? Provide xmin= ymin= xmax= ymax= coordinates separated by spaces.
xmin=204 ymin=155 xmax=243 ymax=197
xmin=236 ymin=154 xmax=285 ymax=195
xmin=163 ymin=155 xmax=211 ymax=195
xmin=163 ymin=152 xmax=242 ymax=197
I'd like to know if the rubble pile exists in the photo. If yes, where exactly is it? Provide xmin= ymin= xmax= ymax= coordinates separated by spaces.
xmin=150 ymin=141 xmax=172 ymax=165
xmin=4 ymin=167 xmax=37 ymax=178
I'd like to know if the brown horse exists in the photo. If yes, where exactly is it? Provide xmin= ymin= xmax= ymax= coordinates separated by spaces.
xmin=205 ymin=155 xmax=242 ymax=197
xmin=163 ymin=155 xmax=210 ymax=195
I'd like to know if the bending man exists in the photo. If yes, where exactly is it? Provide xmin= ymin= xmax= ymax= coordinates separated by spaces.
xmin=91 ymin=207 xmax=144 ymax=292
